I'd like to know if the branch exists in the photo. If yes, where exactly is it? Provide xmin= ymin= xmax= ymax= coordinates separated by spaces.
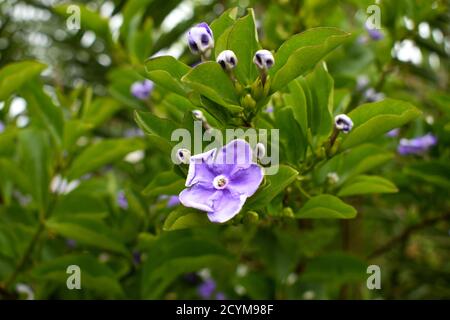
xmin=367 ymin=213 xmax=450 ymax=259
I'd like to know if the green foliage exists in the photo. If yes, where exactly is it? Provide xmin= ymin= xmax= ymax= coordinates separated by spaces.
xmin=0 ymin=0 xmax=448 ymax=301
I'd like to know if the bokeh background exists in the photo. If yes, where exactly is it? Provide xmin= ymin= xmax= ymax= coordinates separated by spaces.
xmin=0 ymin=0 xmax=449 ymax=299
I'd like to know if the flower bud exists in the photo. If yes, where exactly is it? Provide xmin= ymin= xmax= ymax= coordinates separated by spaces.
xmin=176 ymin=148 xmax=191 ymax=164
xmin=253 ymin=49 xmax=275 ymax=70
xmin=334 ymin=114 xmax=353 ymax=134
xmin=187 ymin=22 xmax=214 ymax=57
xmin=216 ymin=50 xmax=238 ymax=71
xmin=192 ymin=109 xmax=205 ymax=121
xmin=255 ymin=143 xmax=266 ymax=159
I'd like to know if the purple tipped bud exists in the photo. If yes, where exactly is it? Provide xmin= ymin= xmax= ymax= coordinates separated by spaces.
xmin=176 ymin=148 xmax=191 ymax=164
xmin=187 ymin=22 xmax=214 ymax=57
xmin=216 ymin=50 xmax=238 ymax=71
xmin=334 ymin=114 xmax=353 ymax=133
xmin=253 ymin=50 xmax=275 ymax=70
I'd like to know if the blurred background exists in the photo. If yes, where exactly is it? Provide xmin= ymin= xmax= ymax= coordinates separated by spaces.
xmin=0 ymin=0 xmax=449 ymax=299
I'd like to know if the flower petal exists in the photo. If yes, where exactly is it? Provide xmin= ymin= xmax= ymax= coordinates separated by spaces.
xmin=212 ymin=139 xmax=253 ymax=174
xmin=186 ymin=148 xmax=216 ymax=187
xmin=207 ymin=189 xmax=246 ymax=223
xmin=228 ymin=164 xmax=264 ymax=197
xmin=179 ymin=184 xmax=216 ymax=212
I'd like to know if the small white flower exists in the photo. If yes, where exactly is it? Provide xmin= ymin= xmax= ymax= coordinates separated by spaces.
xmin=334 ymin=114 xmax=353 ymax=134
xmin=216 ymin=50 xmax=238 ymax=71
xmin=236 ymin=264 xmax=249 ymax=277
xmin=253 ymin=49 xmax=275 ymax=70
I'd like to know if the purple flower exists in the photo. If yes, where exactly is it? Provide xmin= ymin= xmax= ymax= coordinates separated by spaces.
xmin=364 ymin=88 xmax=385 ymax=102
xmin=178 ymin=139 xmax=264 ymax=223
xmin=117 ymin=190 xmax=128 ymax=209
xmin=386 ymin=128 xmax=400 ymax=138
xmin=167 ymin=195 xmax=180 ymax=208
xmin=265 ymin=105 xmax=274 ymax=113
xmin=397 ymin=133 xmax=437 ymax=155
xmin=198 ymin=279 xmax=216 ymax=299
xmin=0 ymin=121 xmax=4 ymax=133
xmin=367 ymin=27 xmax=384 ymax=41
xmin=131 ymin=79 xmax=153 ymax=100
xmin=187 ymin=22 xmax=214 ymax=57
xmin=215 ymin=292 xmax=226 ymax=300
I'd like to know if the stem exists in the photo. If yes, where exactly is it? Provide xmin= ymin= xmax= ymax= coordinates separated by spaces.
xmin=367 ymin=213 xmax=450 ymax=259
xmin=326 ymin=128 xmax=339 ymax=157
xmin=4 ymin=222 xmax=45 ymax=289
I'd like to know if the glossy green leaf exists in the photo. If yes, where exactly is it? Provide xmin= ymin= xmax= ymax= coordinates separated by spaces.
xmin=142 ymin=171 xmax=185 ymax=196
xmin=46 ymin=217 xmax=128 ymax=255
xmin=145 ymin=56 xmax=191 ymax=96
xmin=181 ymin=61 xmax=240 ymax=108
xmin=276 ymin=107 xmax=307 ymax=163
xmin=32 ymin=254 xmax=124 ymax=298
xmin=341 ymin=99 xmax=421 ymax=150
xmin=67 ymin=138 xmax=146 ymax=179
xmin=163 ymin=207 xmax=210 ymax=231
xmin=215 ymin=9 xmax=260 ymax=84
xmin=134 ymin=110 xmax=180 ymax=142
xmin=21 ymin=81 xmax=64 ymax=146
xmin=0 ymin=61 xmax=46 ymax=101
xmin=246 ymin=165 xmax=298 ymax=209
xmin=337 ymin=175 xmax=398 ymax=197
xmin=270 ymin=27 xmax=350 ymax=91
xmin=296 ymin=194 xmax=356 ymax=219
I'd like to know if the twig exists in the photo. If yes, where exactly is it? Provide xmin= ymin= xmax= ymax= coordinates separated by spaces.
xmin=367 ymin=213 xmax=450 ymax=259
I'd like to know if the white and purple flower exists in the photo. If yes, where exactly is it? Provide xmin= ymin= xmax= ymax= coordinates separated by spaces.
xmin=131 ymin=79 xmax=154 ymax=100
xmin=179 ymin=139 xmax=264 ymax=223
xmin=187 ymin=22 xmax=214 ymax=57
xmin=397 ymin=133 xmax=437 ymax=155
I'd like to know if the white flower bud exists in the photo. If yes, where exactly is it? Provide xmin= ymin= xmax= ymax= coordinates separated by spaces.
xmin=176 ymin=148 xmax=191 ymax=164
xmin=253 ymin=49 xmax=275 ymax=70
xmin=216 ymin=50 xmax=238 ymax=71
xmin=192 ymin=109 xmax=205 ymax=121
xmin=255 ymin=142 xmax=266 ymax=159
xmin=334 ymin=114 xmax=353 ymax=134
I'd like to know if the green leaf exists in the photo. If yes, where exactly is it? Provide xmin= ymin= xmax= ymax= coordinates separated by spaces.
xmin=302 ymin=252 xmax=366 ymax=283
xmin=270 ymin=27 xmax=350 ymax=91
xmin=134 ymin=110 xmax=180 ymax=143
xmin=181 ymin=62 xmax=240 ymax=109
xmin=163 ymin=207 xmax=210 ymax=231
xmin=142 ymin=170 xmax=185 ymax=196
xmin=210 ymin=8 xmax=238 ymax=57
xmin=246 ymin=165 xmax=298 ymax=209
xmin=0 ymin=61 xmax=46 ymax=100
xmin=215 ymin=9 xmax=260 ymax=84
xmin=317 ymin=144 xmax=394 ymax=185
xmin=275 ymin=107 xmax=307 ymax=163
xmin=18 ymin=129 xmax=51 ymax=210
xmin=296 ymin=194 xmax=356 ymax=219
xmin=337 ymin=175 xmax=398 ymax=197
xmin=21 ymin=81 xmax=64 ymax=146
xmin=66 ymin=138 xmax=146 ymax=179
xmin=286 ymin=79 xmax=308 ymax=135
xmin=82 ymin=97 xmax=122 ymax=127
xmin=46 ymin=218 xmax=128 ymax=255
xmin=341 ymin=99 xmax=421 ymax=150
xmin=0 ymin=158 xmax=33 ymax=195
xmin=32 ymin=254 xmax=124 ymax=298
xmin=145 ymin=56 xmax=191 ymax=96
xmin=141 ymin=230 xmax=231 ymax=299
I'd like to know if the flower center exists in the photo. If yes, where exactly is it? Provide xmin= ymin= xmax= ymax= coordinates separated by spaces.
xmin=213 ymin=175 xmax=228 ymax=190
